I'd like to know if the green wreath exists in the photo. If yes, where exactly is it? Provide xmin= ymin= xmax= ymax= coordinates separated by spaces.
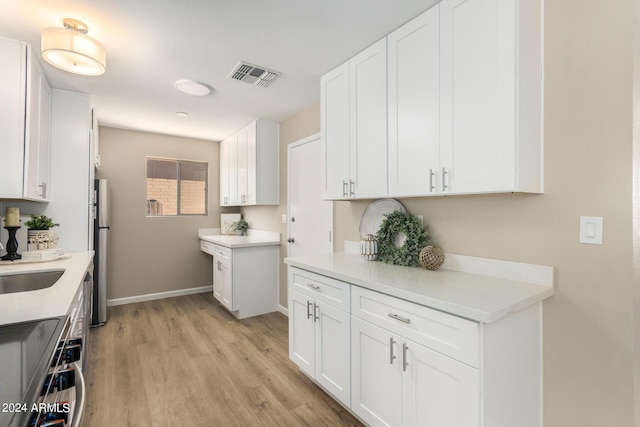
xmin=375 ymin=210 xmax=430 ymax=266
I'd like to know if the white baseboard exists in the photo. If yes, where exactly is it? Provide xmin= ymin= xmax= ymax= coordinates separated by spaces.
xmin=108 ymin=285 xmax=212 ymax=307
xmin=278 ymin=304 xmax=288 ymax=317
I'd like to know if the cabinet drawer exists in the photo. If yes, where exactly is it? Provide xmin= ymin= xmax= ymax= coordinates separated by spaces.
xmin=213 ymin=245 xmax=231 ymax=260
xmin=200 ymin=240 xmax=216 ymax=255
xmin=352 ymin=286 xmax=479 ymax=367
xmin=288 ymin=267 xmax=350 ymax=312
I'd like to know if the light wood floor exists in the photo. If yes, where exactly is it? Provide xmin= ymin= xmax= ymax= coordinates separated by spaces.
xmin=82 ymin=293 xmax=364 ymax=427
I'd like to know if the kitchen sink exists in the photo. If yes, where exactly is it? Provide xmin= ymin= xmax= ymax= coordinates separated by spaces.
xmin=0 ymin=270 xmax=64 ymax=294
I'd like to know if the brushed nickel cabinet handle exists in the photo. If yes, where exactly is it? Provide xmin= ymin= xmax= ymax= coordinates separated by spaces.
xmin=307 ymin=301 xmax=313 ymax=319
xmin=442 ymin=167 xmax=448 ymax=192
xmin=306 ymin=283 xmax=320 ymax=290
xmin=349 ymin=180 xmax=355 ymax=197
xmin=39 ymin=182 xmax=47 ymax=198
xmin=403 ymin=342 xmax=409 ymax=372
xmin=429 ymin=169 xmax=436 ymax=192
xmin=388 ymin=313 xmax=411 ymax=324
xmin=313 ymin=303 xmax=319 ymax=322
xmin=342 ymin=180 xmax=348 ymax=197
xmin=390 ymin=337 xmax=396 ymax=364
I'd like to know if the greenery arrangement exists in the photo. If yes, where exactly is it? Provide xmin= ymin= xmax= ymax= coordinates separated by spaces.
xmin=375 ymin=210 xmax=430 ymax=267
xmin=24 ymin=214 xmax=59 ymax=230
xmin=232 ymin=218 xmax=249 ymax=234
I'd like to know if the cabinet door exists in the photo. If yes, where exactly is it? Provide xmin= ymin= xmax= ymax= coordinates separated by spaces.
xmin=219 ymin=136 xmax=231 ymax=205
xmin=349 ymin=38 xmax=387 ymax=199
xmin=321 ymin=62 xmax=350 ymax=200
xmin=440 ymin=0 xmax=516 ymax=193
xmin=236 ymin=125 xmax=249 ymax=204
xmin=245 ymin=120 xmax=257 ymax=205
xmin=213 ymin=256 xmax=223 ymax=302
xmin=24 ymin=56 xmax=51 ymax=201
xmin=288 ymin=288 xmax=315 ymax=377
xmin=220 ymin=257 xmax=233 ymax=311
xmin=0 ymin=38 xmax=26 ymax=199
xmin=227 ymin=133 xmax=240 ymax=205
xmin=351 ymin=317 xmax=402 ymax=427
xmin=315 ymin=301 xmax=350 ymax=406
xmin=387 ymin=6 xmax=440 ymax=197
xmin=402 ymin=339 xmax=479 ymax=427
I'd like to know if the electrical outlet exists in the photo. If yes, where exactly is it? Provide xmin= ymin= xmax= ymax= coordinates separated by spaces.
xmin=281 ymin=214 xmax=287 ymax=224
xmin=417 ymin=215 xmax=424 ymax=227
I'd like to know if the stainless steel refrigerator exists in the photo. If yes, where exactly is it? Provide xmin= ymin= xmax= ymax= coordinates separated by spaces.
xmin=91 ymin=179 xmax=109 ymax=326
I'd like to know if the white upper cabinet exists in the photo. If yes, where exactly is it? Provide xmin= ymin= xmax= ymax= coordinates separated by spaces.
xmin=324 ymin=0 xmax=543 ymax=199
xmin=321 ymin=38 xmax=387 ymax=200
xmin=0 ymin=37 xmax=52 ymax=201
xmin=439 ymin=0 xmax=542 ymax=194
xmin=387 ymin=6 xmax=440 ymax=197
xmin=219 ymin=119 xmax=278 ymax=207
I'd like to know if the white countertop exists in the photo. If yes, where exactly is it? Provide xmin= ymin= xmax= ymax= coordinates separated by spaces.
xmin=285 ymin=252 xmax=554 ymax=323
xmin=0 ymin=251 xmax=94 ymax=325
xmin=198 ymin=228 xmax=280 ymax=248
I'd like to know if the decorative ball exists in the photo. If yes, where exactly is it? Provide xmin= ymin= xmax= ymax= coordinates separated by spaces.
xmin=419 ymin=246 xmax=444 ymax=270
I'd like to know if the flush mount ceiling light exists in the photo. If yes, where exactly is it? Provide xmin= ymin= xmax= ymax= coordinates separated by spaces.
xmin=175 ymin=79 xmax=211 ymax=96
xmin=41 ymin=18 xmax=106 ymax=76
xmin=176 ymin=111 xmax=190 ymax=117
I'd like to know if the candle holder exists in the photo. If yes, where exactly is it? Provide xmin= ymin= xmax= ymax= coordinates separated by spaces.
xmin=2 ymin=226 xmax=22 ymax=261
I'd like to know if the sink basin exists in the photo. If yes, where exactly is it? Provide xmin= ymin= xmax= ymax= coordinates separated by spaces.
xmin=0 ymin=270 xmax=64 ymax=294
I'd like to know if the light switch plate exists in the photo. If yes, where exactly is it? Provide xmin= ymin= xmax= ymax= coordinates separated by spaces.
xmin=579 ymin=216 xmax=603 ymax=245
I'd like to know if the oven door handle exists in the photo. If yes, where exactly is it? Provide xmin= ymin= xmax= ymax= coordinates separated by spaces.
xmin=70 ymin=362 xmax=86 ymax=427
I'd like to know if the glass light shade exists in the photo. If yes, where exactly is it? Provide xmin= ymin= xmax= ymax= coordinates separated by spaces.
xmin=41 ymin=27 xmax=106 ymax=76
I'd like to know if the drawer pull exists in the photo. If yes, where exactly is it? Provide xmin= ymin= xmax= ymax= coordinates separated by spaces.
xmin=307 ymin=284 xmax=320 ymax=290
xmin=389 ymin=338 xmax=396 ymax=364
xmin=388 ymin=313 xmax=411 ymax=324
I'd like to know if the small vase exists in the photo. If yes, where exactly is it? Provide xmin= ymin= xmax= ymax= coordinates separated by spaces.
xmin=236 ymin=230 xmax=244 ymax=236
xmin=361 ymin=234 xmax=378 ymax=261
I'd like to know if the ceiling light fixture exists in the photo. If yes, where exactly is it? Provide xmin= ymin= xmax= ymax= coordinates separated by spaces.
xmin=41 ymin=18 xmax=106 ymax=76
xmin=176 ymin=111 xmax=190 ymax=117
xmin=175 ymin=79 xmax=211 ymax=96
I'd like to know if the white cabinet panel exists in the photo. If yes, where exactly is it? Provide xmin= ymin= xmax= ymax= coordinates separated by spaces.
xmin=219 ymin=120 xmax=278 ymax=206
xmin=0 ymin=38 xmax=51 ymax=201
xmin=440 ymin=0 xmax=516 ymax=193
xmin=349 ymin=39 xmax=388 ymax=199
xmin=388 ymin=6 xmax=440 ymax=197
xmin=403 ymin=339 xmax=479 ymax=427
xmin=321 ymin=62 xmax=350 ymax=200
xmin=288 ymin=268 xmax=351 ymax=407
xmin=322 ymin=39 xmax=387 ymax=200
xmin=351 ymin=317 xmax=402 ymax=427
xmin=315 ymin=301 xmax=350 ymax=405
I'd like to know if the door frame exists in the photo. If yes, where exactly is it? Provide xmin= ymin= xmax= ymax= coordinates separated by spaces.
xmin=287 ymin=133 xmax=334 ymax=258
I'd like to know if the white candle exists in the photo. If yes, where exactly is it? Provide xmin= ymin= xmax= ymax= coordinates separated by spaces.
xmin=4 ymin=207 xmax=20 ymax=227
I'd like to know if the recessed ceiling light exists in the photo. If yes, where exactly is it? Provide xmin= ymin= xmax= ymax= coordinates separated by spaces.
xmin=175 ymin=79 xmax=211 ymax=96
xmin=176 ymin=111 xmax=189 ymax=117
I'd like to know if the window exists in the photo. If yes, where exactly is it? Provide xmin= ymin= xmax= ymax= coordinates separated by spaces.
xmin=146 ymin=158 xmax=208 ymax=216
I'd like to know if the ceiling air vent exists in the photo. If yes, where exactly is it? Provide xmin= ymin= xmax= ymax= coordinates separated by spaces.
xmin=228 ymin=61 xmax=281 ymax=88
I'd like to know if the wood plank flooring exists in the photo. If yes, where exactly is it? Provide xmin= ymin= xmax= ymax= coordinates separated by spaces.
xmin=82 ymin=293 xmax=364 ymax=427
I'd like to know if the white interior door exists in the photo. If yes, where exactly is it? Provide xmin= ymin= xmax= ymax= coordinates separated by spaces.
xmin=288 ymin=134 xmax=333 ymax=257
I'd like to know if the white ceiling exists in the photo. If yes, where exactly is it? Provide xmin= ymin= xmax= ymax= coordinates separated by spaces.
xmin=0 ymin=0 xmax=438 ymax=142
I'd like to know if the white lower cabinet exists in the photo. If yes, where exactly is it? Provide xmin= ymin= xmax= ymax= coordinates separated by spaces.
xmin=288 ymin=268 xmax=351 ymax=406
xmin=352 ymin=316 xmax=479 ymax=427
xmin=288 ymin=265 xmax=543 ymax=427
xmin=213 ymin=249 xmax=232 ymax=311
xmin=202 ymin=240 xmax=279 ymax=319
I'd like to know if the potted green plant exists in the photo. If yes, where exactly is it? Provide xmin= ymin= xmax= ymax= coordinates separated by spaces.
xmin=231 ymin=218 xmax=249 ymax=236
xmin=24 ymin=215 xmax=59 ymax=250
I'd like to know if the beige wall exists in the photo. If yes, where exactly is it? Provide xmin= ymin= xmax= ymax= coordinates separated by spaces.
xmin=245 ymin=1 xmax=637 ymax=425
xmin=97 ymin=127 xmax=225 ymax=300
xmin=241 ymin=103 xmax=321 ymax=307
